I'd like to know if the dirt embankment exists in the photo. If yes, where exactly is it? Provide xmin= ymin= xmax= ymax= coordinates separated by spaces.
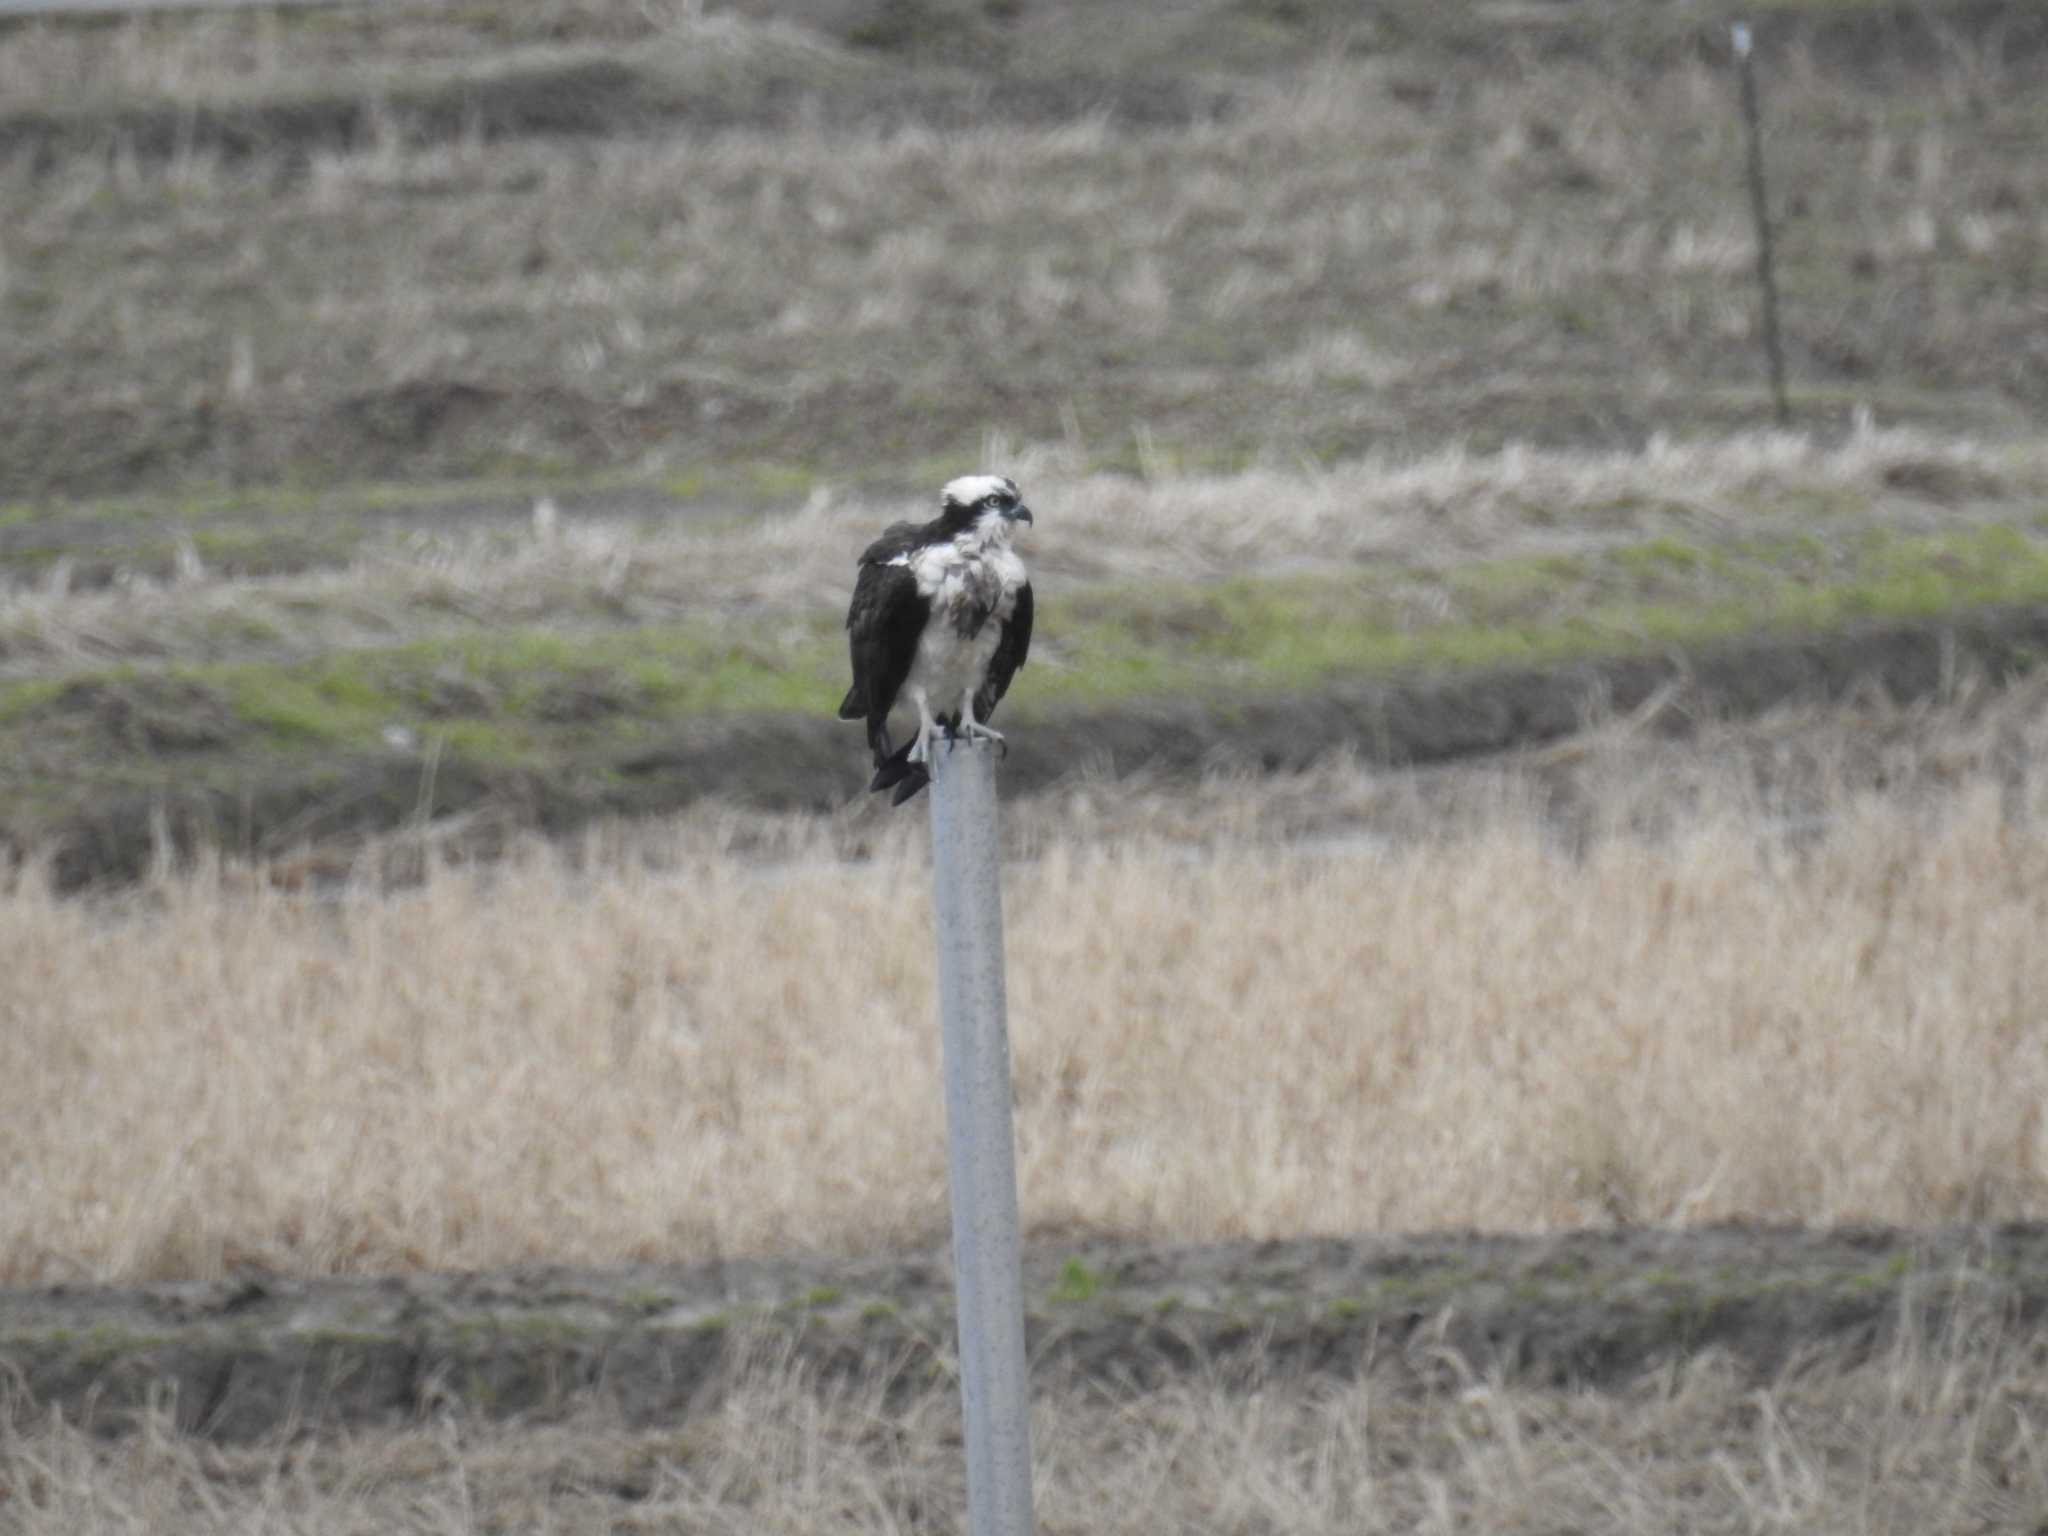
xmin=32 ymin=604 xmax=2048 ymax=888
xmin=5 ymin=1224 xmax=2042 ymax=1443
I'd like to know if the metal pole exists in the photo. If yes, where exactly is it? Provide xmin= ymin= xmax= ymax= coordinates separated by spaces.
xmin=927 ymin=737 xmax=1036 ymax=1536
xmin=1733 ymin=22 xmax=1792 ymax=428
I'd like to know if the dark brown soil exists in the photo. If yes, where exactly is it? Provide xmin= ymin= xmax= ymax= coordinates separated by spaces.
xmin=5 ymin=1224 xmax=2042 ymax=1443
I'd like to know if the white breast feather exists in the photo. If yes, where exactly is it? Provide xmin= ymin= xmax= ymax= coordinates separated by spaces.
xmin=901 ymin=534 xmax=1026 ymax=718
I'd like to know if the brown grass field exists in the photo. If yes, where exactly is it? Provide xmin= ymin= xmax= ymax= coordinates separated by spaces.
xmin=8 ymin=1309 xmax=2048 ymax=1534
xmin=6 ymin=707 xmax=2048 ymax=1528
xmin=7 ymin=0 xmax=2048 ymax=1527
xmin=4 ymin=725 xmax=2048 ymax=1526
xmin=7 ymin=683 xmax=2048 ymax=1286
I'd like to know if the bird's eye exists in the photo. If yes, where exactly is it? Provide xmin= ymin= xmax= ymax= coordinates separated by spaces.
xmin=983 ymin=495 xmax=1001 ymax=510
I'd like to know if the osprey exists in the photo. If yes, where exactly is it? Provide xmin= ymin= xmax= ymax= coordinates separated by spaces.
xmin=838 ymin=473 xmax=1035 ymax=805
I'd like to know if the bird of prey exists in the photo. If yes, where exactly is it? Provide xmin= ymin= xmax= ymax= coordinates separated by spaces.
xmin=838 ymin=473 xmax=1035 ymax=805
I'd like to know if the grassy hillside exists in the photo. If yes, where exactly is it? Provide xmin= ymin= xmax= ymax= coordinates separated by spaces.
xmin=1 ymin=0 xmax=2045 ymax=872
xmin=0 ymin=0 xmax=2042 ymax=498
xmin=1 ymin=429 xmax=2044 ymax=875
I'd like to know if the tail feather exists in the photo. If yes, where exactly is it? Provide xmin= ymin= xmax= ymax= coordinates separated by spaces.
xmin=837 ymin=686 xmax=864 ymax=721
xmin=867 ymin=739 xmax=931 ymax=805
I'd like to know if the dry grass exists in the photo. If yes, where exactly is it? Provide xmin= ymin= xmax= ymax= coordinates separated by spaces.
xmin=7 ymin=1307 xmax=2046 ymax=1533
xmin=5 ymin=4 xmax=2041 ymax=495
xmin=3 ymin=425 xmax=2040 ymax=677
xmin=3 ymin=678 xmax=2048 ymax=1285
xmin=0 ymin=1 xmax=664 ymax=106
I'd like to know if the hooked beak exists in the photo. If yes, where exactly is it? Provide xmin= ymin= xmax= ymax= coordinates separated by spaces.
xmin=1004 ymin=503 xmax=1034 ymax=526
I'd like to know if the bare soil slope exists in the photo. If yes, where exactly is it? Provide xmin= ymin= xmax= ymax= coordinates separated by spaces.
xmin=6 ymin=1224 xmax=2041 ymax=1443
xmin=25 ymin=602 xmax=2048 ymax=886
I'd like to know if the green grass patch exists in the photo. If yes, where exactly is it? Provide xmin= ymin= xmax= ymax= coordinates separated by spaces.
xmin=0 ymin=614 xmax=847 ymax=787
xmin=7 ymin=520 xmax=2048 ymax=835
xmin=194 ymin=619 xmax=848 ymax=759
xmin=660 ymin=461 xmax=821 ymax=505
xmin=1051 ymin=1258 xmax=1103 ymax=1305
xmin=0 ymin=678 xmax=68 ymax=727
xmin=1022 ymin=521 xmax=2048 ymax=713
xmin=0 ymin=476 xmax=529 ymax=534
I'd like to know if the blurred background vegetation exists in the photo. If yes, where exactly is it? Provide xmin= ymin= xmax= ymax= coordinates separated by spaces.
xmin=1 ymin=0 xmax=2044 ymax=877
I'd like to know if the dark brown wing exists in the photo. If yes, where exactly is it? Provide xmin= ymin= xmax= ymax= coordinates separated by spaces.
xmin=839 ymin=531 xmax=930 ymax=763
xmin=974 ymin=581 xmax=1032 ymax=725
